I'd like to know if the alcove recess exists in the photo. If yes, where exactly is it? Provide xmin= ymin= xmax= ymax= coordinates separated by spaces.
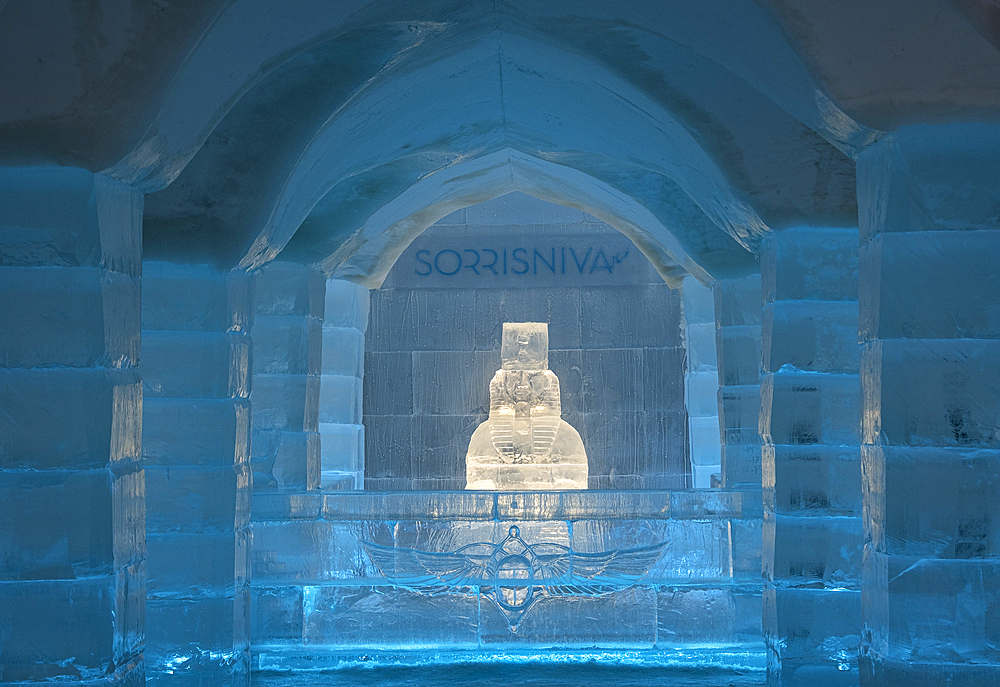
xmin=363 ymin=192 xmax=690 ymax=491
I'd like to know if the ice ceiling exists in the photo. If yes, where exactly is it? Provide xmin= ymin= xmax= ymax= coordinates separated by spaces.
xmin=2 ymin=0 xmax=999 ymax=285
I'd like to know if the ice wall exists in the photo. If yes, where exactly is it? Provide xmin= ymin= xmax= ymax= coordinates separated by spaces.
xmin=364 ymin=193 xmax=689 ymax=490
xmin=759 ymin=228 xmax=861 ymax=686
xmin=856 ymin=124 xmax=1000 ymax=685
xmin=251 ymin=262 xmax=325 ymax=490
xmin=319 ymin=279 xmax=369 ymax=489
xmin=682 ymin=276 xmax=722 ymax=488
xmin=0 ymin=168 xmax=145 ymax=683
xmin=141 ymin=262 xmax=254 ymax=684
xmin=714 ymin=274 xmax=762 ymax=489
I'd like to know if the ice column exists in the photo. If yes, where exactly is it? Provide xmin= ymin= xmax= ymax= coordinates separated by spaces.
xmin=682 ymin=276 xmax=722 ymax=488
xmin=251 ymin=262 xmax=325 ymax=490
xmin=141 ymin=264 xmax=253 ymax=684
xmin=760 ymin=228 xmax=862 ymax=686
xmin=856 ymin=124 xmax=1000 ymax=685
xmin=0 ymin=168 xmax=144 ymax=683
xmin=714 ymin=273 xmax=763 ymax=489
xmin=318 ymin=279 xmax=368 ymax=490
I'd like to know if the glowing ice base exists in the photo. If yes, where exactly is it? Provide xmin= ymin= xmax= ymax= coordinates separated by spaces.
xmin=466 ymin=323 xmax=587 ymax=490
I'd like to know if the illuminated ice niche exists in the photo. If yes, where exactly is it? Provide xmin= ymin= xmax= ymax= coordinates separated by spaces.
xmin=466 ymin=323 xmax=588 ymax=490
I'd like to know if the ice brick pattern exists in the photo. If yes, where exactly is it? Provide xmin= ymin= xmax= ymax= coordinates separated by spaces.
xmin=319 ymin=279 xmax=369 ymax=489
xmin=683 ymin=276 xmax=722 ymax=488
xmin=142 ymin=262 xmax=254 ymax=685
xmin=251 ymin=262 xmax=325 ymax=490
xmin=759 ymin=227 xmax=862 ymax=687
xmin=856 ymin=125 xmax=1000 ymax=685
xmin=0 ymin=168 xmax=145 ymax=684
xmin=713 ymin=274 xmax=762 ymax=489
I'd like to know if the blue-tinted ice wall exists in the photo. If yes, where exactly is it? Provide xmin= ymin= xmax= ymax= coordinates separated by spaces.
xmin=682 ymin=276 xmax=722 ymax=488
xmin=713 ymin=274 xmax=762 ymax=489
xmin=141 ymin=262 xmax=254 ymax=684
xmin=856 ymin=124 xmax=1000 ymax=685
xmin=0 ymin=167 xmax=145 ymax=683
xmin=364 ymin=193 xmax=689 ymax=490
xmin=318 ymin=279 xmax=369 ymax=490
xmin=759 ymin=227 xmax=861 ymax=685
xmin=251 ymin=261 xmax=325 ymax=490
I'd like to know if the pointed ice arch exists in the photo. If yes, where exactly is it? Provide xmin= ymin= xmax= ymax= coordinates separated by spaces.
xmin=281 ymin=149 xmax=757 ymax=289
xmin=231 ymin=31 xmax=770 ymax=275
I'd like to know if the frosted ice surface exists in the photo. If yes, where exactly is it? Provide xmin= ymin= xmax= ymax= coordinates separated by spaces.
xmin=324 ymin=279 xmax=369 ymax=331
xmin=303 ymin=585 xmax=480 ymax=647
xmin=761 ymin=372 xmax=860 ymax=447
xmin=318 ymin=374 xmax=362 ymax=424
xmin=762 ymin=300 xmax=859 ymax=374
xmin=318 ymin=423 xmax=363 ymax=473
xmin=761 ymin=227 xmax=858 ymax=304
xmin=685 ymin=321 xmax=718 ymax=370
xmin=467 ymin=323 xmax=587 ymax=490
xmin=718 ymin=325 xmax=761 ymax=386
xmin=253 ymin=315 xmax=322 ymax=376
xmin=765 ymin=588 xmax=862 ymax=672
xmin=320 ymin=326 xmax=364 ymax=377
xmin=687 ymin=371 xmax=721 ymax=417
xmin=719 ymin=386 xmax=761 ymax=436
xmin=501 ymin=321 xmax=548 ymax=370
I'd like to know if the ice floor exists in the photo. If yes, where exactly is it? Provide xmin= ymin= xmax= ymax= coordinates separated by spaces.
xmin=252 ymin=664 xmax=764 ymax=687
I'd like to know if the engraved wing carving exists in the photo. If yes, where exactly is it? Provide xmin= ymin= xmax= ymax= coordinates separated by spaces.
xmin=532 ymin=541 xmax=668 ymax=596
xmin=364 ymin=538 xmax=664 ymax=590
xmin=361 ymin=526 xmax=667 ymax=632
xmin=363 ymin=540 xmax=496 ymax=591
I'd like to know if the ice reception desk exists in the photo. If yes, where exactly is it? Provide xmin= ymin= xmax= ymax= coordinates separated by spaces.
xmin=250 ymin=489 xmax=763 ymax=669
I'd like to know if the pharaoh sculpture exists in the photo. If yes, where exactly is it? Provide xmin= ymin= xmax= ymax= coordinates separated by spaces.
xmin=466 ymin=323 xmax=588 ymax=489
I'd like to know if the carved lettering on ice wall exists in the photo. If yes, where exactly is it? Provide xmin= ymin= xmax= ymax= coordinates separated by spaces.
xmin=393 ymin=232 xmax=641 ymax=288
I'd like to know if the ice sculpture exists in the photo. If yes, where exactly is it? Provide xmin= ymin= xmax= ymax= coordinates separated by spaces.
xmin=363 ymin=525 xmax=666 ymax=632
xmin=466 ymin=322 xmax=588 ymax=489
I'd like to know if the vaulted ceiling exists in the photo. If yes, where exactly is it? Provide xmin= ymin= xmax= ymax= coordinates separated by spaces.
xmin=2 ymin=0 xmax=998 ymax=283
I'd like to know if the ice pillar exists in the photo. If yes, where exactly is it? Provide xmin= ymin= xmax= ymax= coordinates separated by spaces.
xmin=682 ymin=276 xmax=722 ymax=488
xmin=0 ymin=168 xmax=144 ymax=683
xmin=141 ymin=264 xmax=253 ymax=684
xmin=857 ymin=124 xmax=1000 ymax=685
xmin=714 ymin=273 xmax=763 ymax=489
xmin=251 ymin=262 xmax=325 ymax=490
xmin=760 ymin=228 xmax=862 ymax=685
xmin=318 ymin=279 xmax=368 ymax=490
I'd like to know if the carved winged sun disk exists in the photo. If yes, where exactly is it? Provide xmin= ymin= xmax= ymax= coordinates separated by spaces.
xmin=361 ymin=525 xmax=667 ymax=632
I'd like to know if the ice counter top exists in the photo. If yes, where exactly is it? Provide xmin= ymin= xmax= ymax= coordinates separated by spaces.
xmin=253 ymin=489 xmax=761 ymax=522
